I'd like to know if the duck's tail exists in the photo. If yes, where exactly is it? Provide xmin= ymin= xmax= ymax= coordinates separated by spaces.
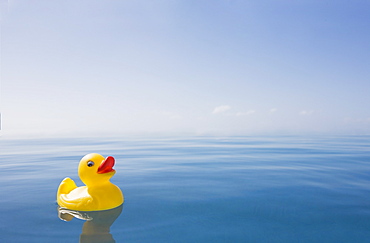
xmin=57 ymin=177 xmax=77 ymax=196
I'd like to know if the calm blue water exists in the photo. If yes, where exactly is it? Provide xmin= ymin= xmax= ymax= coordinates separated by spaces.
xmin=1 ymin=135 xmax=370 ymax=242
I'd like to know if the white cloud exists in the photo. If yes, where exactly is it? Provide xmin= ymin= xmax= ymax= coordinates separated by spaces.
xmin=212 ymin=105 xmax=231 ymax=114
xmin=299 ymin=110 xmax=314 ymax=115
xmin=270 ymin=108 xmax=277 ymax=113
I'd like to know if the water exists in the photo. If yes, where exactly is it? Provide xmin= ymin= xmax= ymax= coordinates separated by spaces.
xmin=1 ymin=135 xmax=370 ymax=242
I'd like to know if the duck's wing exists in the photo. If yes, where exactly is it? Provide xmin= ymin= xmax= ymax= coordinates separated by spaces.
xmin=57 ymin=185 xmax=96 ymax=211
xmin=57 ymin=177 xmax=78 ymax=195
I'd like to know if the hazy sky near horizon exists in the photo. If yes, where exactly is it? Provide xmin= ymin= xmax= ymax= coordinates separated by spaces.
xmin=1 ymin=0 xmax=370 ymax=137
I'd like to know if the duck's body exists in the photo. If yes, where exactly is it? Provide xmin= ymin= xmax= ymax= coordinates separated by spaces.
xmin=57 ymin=153 xmax=124 ymax=211
xmin=57 ymin=179 xmax=123 ymax=211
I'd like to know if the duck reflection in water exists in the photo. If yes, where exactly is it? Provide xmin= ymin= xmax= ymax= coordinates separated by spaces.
xmin=58 ymin=205 xmax=123 ymax=243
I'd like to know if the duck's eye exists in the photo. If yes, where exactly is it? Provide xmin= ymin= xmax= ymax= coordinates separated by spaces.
xmin=87 ymin=161 xmax=94 ymax=167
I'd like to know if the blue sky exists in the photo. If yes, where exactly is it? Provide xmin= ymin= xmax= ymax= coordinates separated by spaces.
xmin=1 ymin=0 xmax=370 ymax=137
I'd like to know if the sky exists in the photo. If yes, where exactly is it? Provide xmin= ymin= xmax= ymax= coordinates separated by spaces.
xmin=1 ymin=0 xmax=370 ymax=137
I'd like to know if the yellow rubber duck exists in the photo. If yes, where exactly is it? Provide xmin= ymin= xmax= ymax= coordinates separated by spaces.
xmin=57 ymin=153 xmax=124 ymax=211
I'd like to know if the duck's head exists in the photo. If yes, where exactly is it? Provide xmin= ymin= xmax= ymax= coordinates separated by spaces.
xmin=78 ymin=153 xmax=116 ymax=186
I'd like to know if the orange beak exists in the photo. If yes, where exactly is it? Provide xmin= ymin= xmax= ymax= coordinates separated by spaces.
xmin=97 ymin=156 xmax=115 ymax=174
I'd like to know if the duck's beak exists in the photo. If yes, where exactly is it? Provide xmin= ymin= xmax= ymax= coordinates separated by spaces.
xmin=97 ymin=156 xmax=115 ymax=174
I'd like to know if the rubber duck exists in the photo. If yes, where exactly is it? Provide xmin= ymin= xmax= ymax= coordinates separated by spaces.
xmin=57 ymin=153 xmax=124 ymax=211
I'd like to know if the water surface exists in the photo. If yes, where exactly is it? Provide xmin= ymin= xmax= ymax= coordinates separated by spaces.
xmin=1 ymin=135 xmax=370 ymax=242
